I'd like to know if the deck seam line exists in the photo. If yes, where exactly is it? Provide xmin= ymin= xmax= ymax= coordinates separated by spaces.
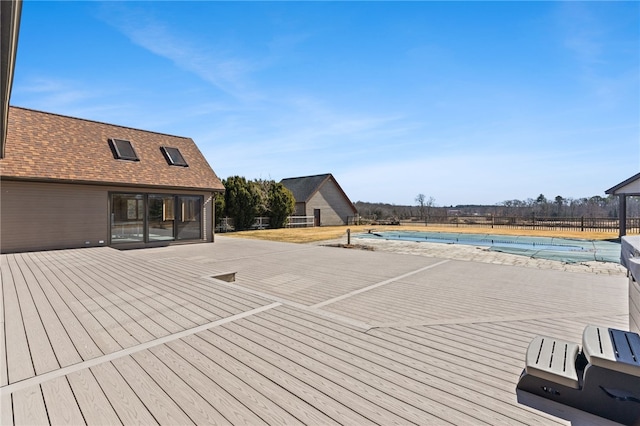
xmin=202 ymin=276 xmax=374 ymax=330
xmin=310 ymin=260 xmax=451 ymax=309
xmin=368 ymin=310 xmax=629 ymax=329
xmin=0 ymin=302 xmax=281 ymax=396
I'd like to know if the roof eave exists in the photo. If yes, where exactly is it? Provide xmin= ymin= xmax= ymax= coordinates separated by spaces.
xmin=0 ymin=175 xmax=225 ymax=193
xmin=0 ymin=0 xmax=22 ymax=159
xmin=605 ymin=172 xmax=640 ymax=195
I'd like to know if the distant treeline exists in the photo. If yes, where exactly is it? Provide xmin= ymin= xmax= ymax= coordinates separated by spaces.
xmin=355 ymin=194 xmax=640 ymax=220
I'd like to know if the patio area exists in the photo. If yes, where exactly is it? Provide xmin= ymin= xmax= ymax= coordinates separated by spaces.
xmin=1 ymin=236 xmax=629 ymax=425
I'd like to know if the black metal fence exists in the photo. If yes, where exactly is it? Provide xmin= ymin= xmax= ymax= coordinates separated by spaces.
xmin=398 ymin=216 xmax=640 ymax=234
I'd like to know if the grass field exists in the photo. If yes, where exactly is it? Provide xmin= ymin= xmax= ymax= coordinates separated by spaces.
xmin=223 ymin=224 xmax=622 ymax=244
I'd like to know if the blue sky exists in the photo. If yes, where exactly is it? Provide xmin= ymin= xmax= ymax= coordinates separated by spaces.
xmin=11 ymin=1 xmax=639 ymax=206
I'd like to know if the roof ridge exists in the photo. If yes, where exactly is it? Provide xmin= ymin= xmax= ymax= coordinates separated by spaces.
xmin=9 ymin=105 xmax=190 ymax=140
xmin=281 ymin=173 xmax=331 ymax=181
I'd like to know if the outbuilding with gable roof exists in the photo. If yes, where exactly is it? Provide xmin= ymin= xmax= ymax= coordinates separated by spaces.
xmin=280 ymin=173 xmax=357 ymax=226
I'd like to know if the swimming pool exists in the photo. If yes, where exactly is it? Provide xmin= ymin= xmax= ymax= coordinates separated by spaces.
xmin=357 ymin=231 xmax=621 ymax=263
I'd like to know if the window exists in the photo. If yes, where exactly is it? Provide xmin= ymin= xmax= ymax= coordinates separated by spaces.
xmin=161 ymin=146 xmax=188 ymax=167
xmin=109 ymin=138 xmax=139 ymax=161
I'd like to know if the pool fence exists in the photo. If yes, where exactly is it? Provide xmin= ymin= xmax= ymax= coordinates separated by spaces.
xmin=397 ymin=215 xmax=640 ymax=233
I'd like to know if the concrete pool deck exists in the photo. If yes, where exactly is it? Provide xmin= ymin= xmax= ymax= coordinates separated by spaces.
xmin=1 ymin=236 xmax=628 ymax=425
xmin=316 ymin=234 xmax=626 ymax=276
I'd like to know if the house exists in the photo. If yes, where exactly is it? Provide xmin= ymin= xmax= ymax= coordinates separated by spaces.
xmin=0 ymin=106 xmax=224 ymax=253
xmin=606 ymin=172 xmax=640 ymax=237
xmin=280 ymin=173 xmax=357 ymax=226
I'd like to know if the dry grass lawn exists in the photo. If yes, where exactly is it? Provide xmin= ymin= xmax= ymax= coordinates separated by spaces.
xmin=223 ymin=224 xmax=621 ymax=244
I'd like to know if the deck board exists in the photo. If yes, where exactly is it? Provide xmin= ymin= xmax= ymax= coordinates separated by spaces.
xmin=176 ymin=334 xmax=304 ymax=425
xmin=1 ymin=394 xmax=12 ymax=426
xmin=10 ymin=252 xmax=64 ymax=375
xmin=134 ymin=348 xmax=234 ymax=425
xmin=0 ymin=241 xmax=629 ymax=425
xmin=180 ymin=330 xmax=374 ymax=424
xmin=42 ymin=255 xmax=159 ymax=344
xmin=90 ymin=362 xmax=159 ymax=425
xmin=30 ymin=251 xmax=117 ymax=358
xmin=2 ymin=256 xmax=36 ymax=383
xmin=64 ymin=255 xmax=186 ymax=335
xmin=259 ymin=308 xmax=539 ymax=424
xmin=269 ymin=306 xmax=561 ymax=424
xmin=66 ymin=369 xmax=122 ymax=426
xmin=67 ymin=250 xmax=212 ymax=326
xmin=154 ymin=342 xmax=266 ymax=425
xmin=73 ymin=248 xmax=270 ymax=321
xmin=111 ymin=356 xmax=196 ymax=425
xmin=203 ymin=325 xmax=414 ymax=424
xmin=37 ymin=250 xmax=139 ymax=350
xmin=0 ymin=257 xmax=8 ymax=387
xmin=234 ymin=313 xmax=488 ymax=425
xmin=41 ymin=376 xmax=87 ymax=425
xmin=11 ymin=385 xmax=49 ymax=426
xmin=14 ymin=253 xmax=83 ymax=368
xmin=164 ymin=335 xmax=365 ymax=425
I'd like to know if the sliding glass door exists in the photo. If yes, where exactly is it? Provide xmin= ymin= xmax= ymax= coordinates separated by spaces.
xmin=111 ymin=193 xmax=144 ymax=242
xmin=110 ymin=193 xmax=203 ymax=244
xmin=148 ymin=195 xmax=175 ymax=242
xmin=177 ymin=196 xmax=202 ymax=240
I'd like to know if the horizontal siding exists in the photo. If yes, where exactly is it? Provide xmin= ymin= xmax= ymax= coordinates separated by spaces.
xmin=1 ymin=181 xmax=107 ymax=253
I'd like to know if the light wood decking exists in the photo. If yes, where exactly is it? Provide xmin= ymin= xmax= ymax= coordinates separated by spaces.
xmin=1 ymin=237 xmax=629 ymax=424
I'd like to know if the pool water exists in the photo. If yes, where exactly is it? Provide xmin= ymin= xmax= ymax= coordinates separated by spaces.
xmin=357 ymin=231 xmax=620 ymax=263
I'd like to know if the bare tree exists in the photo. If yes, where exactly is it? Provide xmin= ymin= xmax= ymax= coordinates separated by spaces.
xmin=415 ymin=194 xmax=426 ymax=220
xmin=415 ymin=194 xmax=435 ymax=223
xmin=426 ymin=196 xmax=435 ymax=222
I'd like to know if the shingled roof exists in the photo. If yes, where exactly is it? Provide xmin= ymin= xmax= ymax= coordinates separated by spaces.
xmin=281 ymin=173 xmax=357 ymax=213
xmin=281 ymin=173 xmax=332 ymax=202
xmin=1 ymin=106 xmax=224 ymax=192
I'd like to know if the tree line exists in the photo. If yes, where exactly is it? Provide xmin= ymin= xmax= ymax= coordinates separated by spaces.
xmin=216 ymin=176 xmax=295 ymax=230
xmin=356 ymin=194 xmax=640 ymax=221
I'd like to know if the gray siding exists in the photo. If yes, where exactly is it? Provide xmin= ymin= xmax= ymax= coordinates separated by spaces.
xmin=306 ymin=178 xmax=354 ymax=226
xmin=1 ymin=180 xmax=214 ymax=253
xmin=631 ymin=275 xmax=640 ymax=334
xmin=1 ymin=180 xmax=107 ymax=253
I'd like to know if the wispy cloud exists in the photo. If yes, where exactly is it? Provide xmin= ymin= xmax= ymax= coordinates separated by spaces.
xmin=12 ymin=74 xmax=157 ymax=128
xmin=12 ymin=75 xmax=126 ymax=120
xmin=556 ymin=3 xmax=605 ymax=64
xmin=17 ymin=76 xmax=95 ymax=107
xmin=99 ymin=4 xmax=266 ymax=102
xmin=553 ymin=2 xmax=638 ymax=107
xmin=195 ymin=93 xmax=415 ymax=163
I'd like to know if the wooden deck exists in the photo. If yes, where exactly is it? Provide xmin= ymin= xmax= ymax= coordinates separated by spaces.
xmin=1 ymin=236 xmax=629 ymax=425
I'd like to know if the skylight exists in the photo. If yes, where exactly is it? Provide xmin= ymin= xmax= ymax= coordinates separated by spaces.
xmin=161 ymin=146 xmax=188 ymax=167
xmin=109 ymin=138 xmax=139 ymax=161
